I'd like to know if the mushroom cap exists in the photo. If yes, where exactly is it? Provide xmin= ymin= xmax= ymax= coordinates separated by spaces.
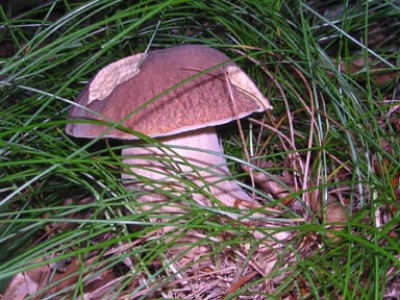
xmin=66 ymin=45 xmax=272 ymax=140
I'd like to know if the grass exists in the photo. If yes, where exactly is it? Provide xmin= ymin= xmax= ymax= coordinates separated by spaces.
xmin=1 ymin=0 xmax=399 ymax=299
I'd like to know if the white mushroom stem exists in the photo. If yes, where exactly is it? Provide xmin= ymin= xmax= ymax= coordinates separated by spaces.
xmin=121 ymin=127 xmax=255 ymax=210
xmin=121 ymin=127 xmax=291 ymax=244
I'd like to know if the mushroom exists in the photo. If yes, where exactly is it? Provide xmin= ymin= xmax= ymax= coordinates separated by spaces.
xmin=66 ymin=45 xmax=272 ymax=212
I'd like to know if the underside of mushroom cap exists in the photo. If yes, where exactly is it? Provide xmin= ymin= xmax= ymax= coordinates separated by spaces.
xmin=66 ymin=45 xmax=272 ymax=140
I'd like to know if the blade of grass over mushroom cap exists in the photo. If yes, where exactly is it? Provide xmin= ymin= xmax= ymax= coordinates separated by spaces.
xmin=66 ymin=45 xmax=272 ymax=211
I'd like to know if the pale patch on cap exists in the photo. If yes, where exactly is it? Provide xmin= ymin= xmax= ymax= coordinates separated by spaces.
xmin=88 ymin=53 xmax=147 ymax=104
xmin=227 ymin=65 xmax=273 ymax=110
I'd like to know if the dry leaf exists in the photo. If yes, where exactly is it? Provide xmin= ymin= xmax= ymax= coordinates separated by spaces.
xmin=326 ymin=200 xmax=347 ymax=242
xmin=242 ymin=163 xmax=297 ymax=205
xmin=3 ymin=263 xmax=50 ymax=300
xmin=333 ymin=56 xmax=397 ymax=85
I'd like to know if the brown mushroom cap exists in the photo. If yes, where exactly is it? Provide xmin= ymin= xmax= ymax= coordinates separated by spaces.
xmin=66 ymin=45 xmax=271 ymax=140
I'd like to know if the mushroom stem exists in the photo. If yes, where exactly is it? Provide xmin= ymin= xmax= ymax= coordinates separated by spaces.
xmin=122 ymin=127 xmax=254 ymax=209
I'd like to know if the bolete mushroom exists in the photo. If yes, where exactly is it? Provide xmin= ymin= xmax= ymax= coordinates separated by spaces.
xmin=66 ymin=45 xmax=272 ymax=211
